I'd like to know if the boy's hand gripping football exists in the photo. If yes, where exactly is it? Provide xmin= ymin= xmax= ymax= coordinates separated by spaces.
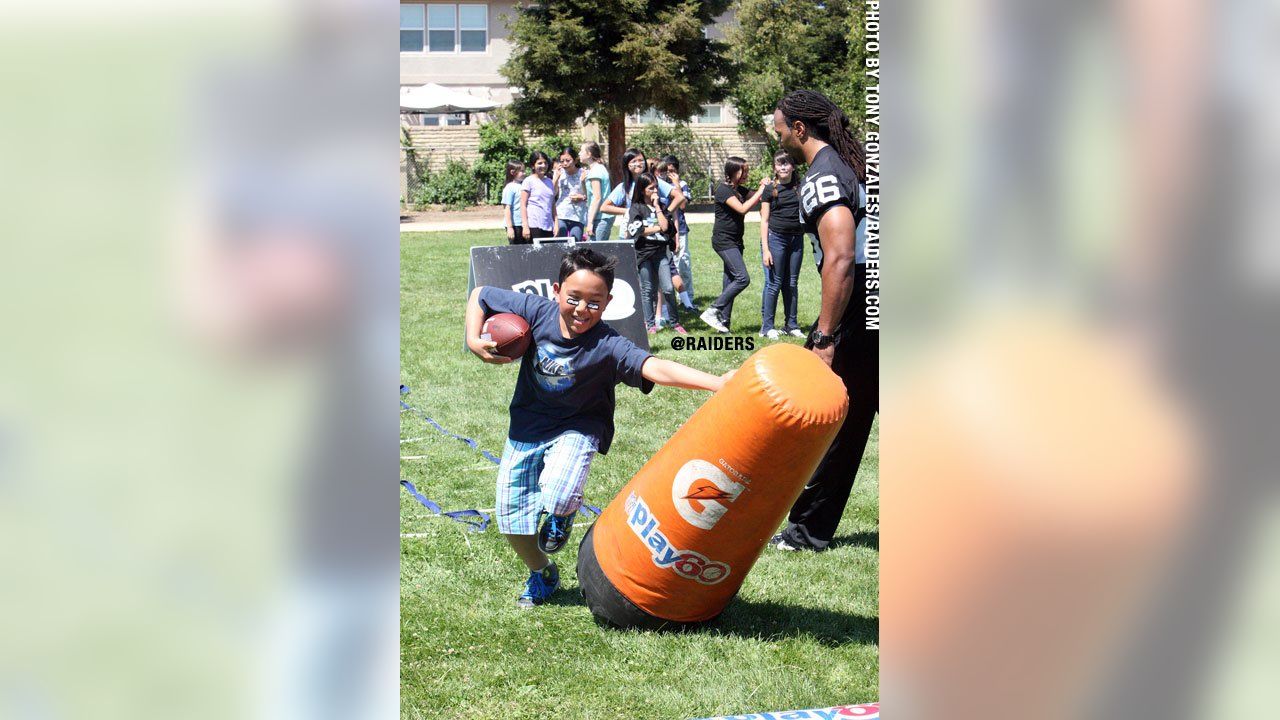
xmin=467 ymin=337 xmax=514 ymax=365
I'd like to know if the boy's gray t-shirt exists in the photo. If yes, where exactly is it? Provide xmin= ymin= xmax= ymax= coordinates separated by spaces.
xmin=478 ymin=287 xmax=653 ymax=454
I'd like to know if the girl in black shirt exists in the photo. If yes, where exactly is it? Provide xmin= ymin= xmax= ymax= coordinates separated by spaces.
xmin=759 ymin=150 xmax=807 ymax=338
xmin=700 ymin=156 xmax=770 ymax=333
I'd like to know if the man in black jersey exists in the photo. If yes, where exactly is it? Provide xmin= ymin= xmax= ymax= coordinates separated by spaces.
xmin=769 ymin=90 xmax=879 ymax=553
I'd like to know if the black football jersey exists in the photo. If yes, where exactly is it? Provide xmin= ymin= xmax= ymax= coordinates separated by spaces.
xmin=798 ymin=145 xmax=863 ymax=236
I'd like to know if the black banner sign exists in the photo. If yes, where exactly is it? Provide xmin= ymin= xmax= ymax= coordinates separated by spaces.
xmin=467 ymin=240 xmax=648 ymax=350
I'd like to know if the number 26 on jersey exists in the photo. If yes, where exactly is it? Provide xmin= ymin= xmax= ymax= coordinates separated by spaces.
xmin=801 ymin=175 xmax=841 ymax=215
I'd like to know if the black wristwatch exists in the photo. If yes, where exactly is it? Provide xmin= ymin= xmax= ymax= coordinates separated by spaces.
xmin=809 ymin=328 xmax=838 ymax=349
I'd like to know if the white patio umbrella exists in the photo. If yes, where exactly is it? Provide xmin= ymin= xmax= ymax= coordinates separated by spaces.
xmin=399 ymin=83 xmax=502 ymax=114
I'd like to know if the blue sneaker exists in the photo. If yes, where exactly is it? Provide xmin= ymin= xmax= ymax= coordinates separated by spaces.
xmin=516 ymin=562 xmax=560 ymax=609
xmin=537 ymin=512 xmax=576 ymax=554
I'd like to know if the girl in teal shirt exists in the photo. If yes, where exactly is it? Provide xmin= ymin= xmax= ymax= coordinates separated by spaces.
xmin=580 ymin=142 xmax=613 ymax=241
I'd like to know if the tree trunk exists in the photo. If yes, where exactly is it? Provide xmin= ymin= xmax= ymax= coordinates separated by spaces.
xmin=606 ymin=115 xmax=626 ymax=185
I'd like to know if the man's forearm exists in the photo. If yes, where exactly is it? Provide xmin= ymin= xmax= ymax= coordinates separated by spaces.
xmin=817 ymin=253 xmax=856 ymax=334
xmin=815 ymin=206 xmax=858 ymax=335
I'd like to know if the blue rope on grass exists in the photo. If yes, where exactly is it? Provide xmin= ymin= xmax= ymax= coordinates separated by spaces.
xmin=398 ymin=384 xmax=603 ymax=529
xmin=400 ymin=479 xmax=491 ymax=533
xmin=400 ymin=385 xmax=501 ymax=464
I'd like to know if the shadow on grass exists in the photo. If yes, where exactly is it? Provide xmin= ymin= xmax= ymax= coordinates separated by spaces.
xmin=545 ymin=580 xmax=588 ymax=609
xmin=712 ymin=598 xmax=878 ymax=647
xmin=829 ymin=531 xmax=879 ymax=551
xmin=560 ymin=584 xmax=877 ymax=648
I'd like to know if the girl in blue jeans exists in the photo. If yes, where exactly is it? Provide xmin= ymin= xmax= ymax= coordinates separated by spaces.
xmin=759 ymin=151 xmax=806 ymax=338
xmin=701 ymin=157 xmax=770 ymax=333
xmin=657 ymin=155 xmax=696 ymax=312
xmin=624 ymin=173 xmax=685 ymax=334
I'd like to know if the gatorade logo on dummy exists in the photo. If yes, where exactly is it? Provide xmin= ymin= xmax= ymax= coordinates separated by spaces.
xmin=671 ymin=459 xmax=745 ymax=530
xmin=625 ymin=494 xmax=731 ymax=585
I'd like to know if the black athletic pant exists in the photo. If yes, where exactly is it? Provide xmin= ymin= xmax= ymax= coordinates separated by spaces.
xmin=512 ymin=227 xmax=554 ymax=245
xmin=710 ymin=245 xmax=751 ymax=326
xmin=779 ymin=264 xmax=879 ymax=550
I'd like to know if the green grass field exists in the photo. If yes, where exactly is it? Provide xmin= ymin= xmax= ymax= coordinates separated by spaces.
xmin=401 ymin=225 xmax=878 ymax=719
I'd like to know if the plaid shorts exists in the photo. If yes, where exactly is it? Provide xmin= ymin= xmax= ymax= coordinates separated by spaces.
xmin=495 ymin=431 xmax=599 ymax=535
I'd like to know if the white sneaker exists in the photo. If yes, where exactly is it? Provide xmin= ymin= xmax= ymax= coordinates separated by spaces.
xmin=769 ymin=534 xmax=804 ymax=552
xmin=786 ymin=328 xmax=805 ymax=338
xmin=765 ymin=329 xmax=781 ymax=340
xmin=700 ymin=308 xmax=728 ymax=333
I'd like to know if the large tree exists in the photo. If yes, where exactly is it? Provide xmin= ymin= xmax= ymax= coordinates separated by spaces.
xmin=501 ymin=0 xmax=736 ymax=181
xmin=726 ymin=0 xmax=865 ymax=133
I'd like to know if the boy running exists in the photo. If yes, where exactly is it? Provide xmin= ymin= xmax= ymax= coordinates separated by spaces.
xmin=464 ymin=247 xmax=732 ymax=608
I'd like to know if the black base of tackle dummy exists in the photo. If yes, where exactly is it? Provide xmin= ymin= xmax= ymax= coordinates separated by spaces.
xmin=576 ymin=523 xmax=722 ymax=632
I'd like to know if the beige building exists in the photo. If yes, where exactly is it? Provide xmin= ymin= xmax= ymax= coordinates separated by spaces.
xmin=399 ymin=1 xmax=517 ymax=116
xmin=399 ymin=1 xmax=769 ymax=201
xmin=399 ymin=1 xmax=743 ymax=127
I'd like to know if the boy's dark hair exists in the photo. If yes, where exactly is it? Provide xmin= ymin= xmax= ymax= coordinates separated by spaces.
xmin=558 ymin=246 xmax=618 ymax=290
xmin=505 ymin=160 xmax=524 ymax=183
xmin=631 ymin=172 xmax=656 ymax=205
xmin=659 ymin=154 xmax=680 ymax=173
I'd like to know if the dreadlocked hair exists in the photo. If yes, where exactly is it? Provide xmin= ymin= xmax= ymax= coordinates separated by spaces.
xmin=777 ymin=90 xmax=865 ymax=183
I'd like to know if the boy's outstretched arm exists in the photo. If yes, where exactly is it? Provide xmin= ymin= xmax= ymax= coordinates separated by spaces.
xmin=641 ymin=357 xmax=735 ymax=392
xmin=465 ymin=286 xmax=513 ymax=364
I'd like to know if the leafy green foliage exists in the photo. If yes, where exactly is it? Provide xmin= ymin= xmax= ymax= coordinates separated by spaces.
xmin=528 ymin=132 xmax=579 ymax=164
xmin=500 ymin=0 xmax=737 ymax=134
xmin=475 ymin=112 xmax=528 ymax=204
xmin=727 ymin=0 xmax=867 ymax=133
xmin=628 ymin=124 xmax=696 ymax=156
xmin=402 ymin=126 xmax=430 ymax=201
xmin=628 ymin=124 xmax=724 ymax=201
xmin=413 ymin=158 xmax=480 ymax=210
xmin=746 ymin=151 xmax=776 ymax=188
xmin=474 ymin=110 xmax=582 ymax=204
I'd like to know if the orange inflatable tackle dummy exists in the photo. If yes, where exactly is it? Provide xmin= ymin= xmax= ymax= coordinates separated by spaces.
xmin=578 ymin=343 xmax=849 ymax=629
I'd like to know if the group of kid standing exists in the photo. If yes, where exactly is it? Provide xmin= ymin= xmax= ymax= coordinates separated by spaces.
xmin=500 ymin=143 xmax=808 ymax=338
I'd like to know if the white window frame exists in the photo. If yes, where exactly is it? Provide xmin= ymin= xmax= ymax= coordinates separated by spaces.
xmin=426 ymin=4 xmax=458 ymax=53
xmin=403 ymin=3 xmax=487 ymax=55
xmin=400 ymin=4 xmax=426 ymax=53
xmin=422 ymin=113 xmax=467 ymax=126
xmin=629 ymin=108 xmax=668 ymax=125
xmin=458 ymin=4 xmax=488 ymax=54
xmin=694 ymin=105 xmax=723 ymax=124
xmin=629 ymin=106 xmax=724 ymax=125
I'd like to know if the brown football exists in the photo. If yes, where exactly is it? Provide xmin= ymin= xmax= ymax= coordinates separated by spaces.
xmin=481 ymin=312 xmax=532 ymax=359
